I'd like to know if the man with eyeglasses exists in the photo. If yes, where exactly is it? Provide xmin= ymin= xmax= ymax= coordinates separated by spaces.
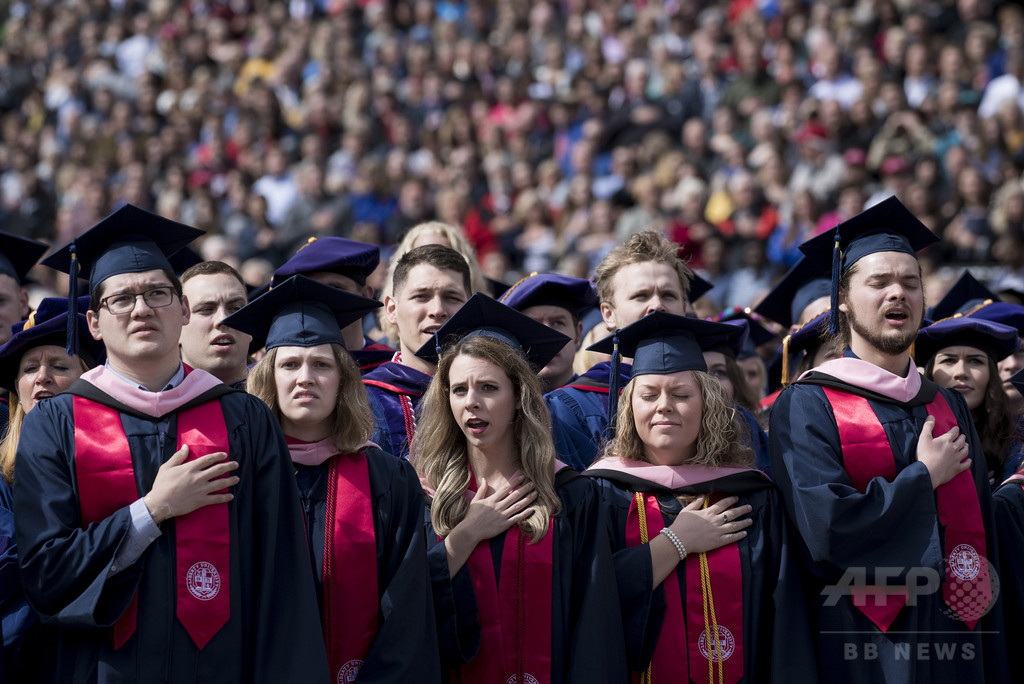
xmin=13 ymin=205 xmax=328 ymax=682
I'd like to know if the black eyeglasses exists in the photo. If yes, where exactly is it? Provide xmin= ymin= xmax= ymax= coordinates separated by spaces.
xmin=100 ymin=287 xmax=176 ymax=315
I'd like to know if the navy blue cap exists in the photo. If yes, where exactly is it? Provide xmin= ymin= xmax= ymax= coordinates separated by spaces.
xmin=487 ymin=277 xmax=511 ymax=299
xmin=13 ymin=296 xmax=91 ymax=335
xmin=799 ymin=196 xmax=939 ymax=334
xmin=0 ymin=231 xmax=48 ymax=284
xmin=499 ymin=273 xmax=598 ymax=318
xmin=413 ymin=292 xmax=571 ymax=370
xmin=42 ymin=204 xmax=205 ymax=290
xmin=220 ymin=275 xmax=382 ymax=352
xmin=0 ymin=298 xmax=105 ymax=392
xmin=915 ymin=317 xmax=1020 ymax=365
xmin=587 ymin=312 xmax=740 ymax=377
xmin=271 ymin=237 xmax=380 ymax=287
xmin=715 ymin=307 xmax=776 ymax=359
xmin=754 ymin=257 xmax=832 ymax=329
xmin=969 ymin=301 xmax=1024 ymax=335
xmin=689 ymin=272 xmax=714 ymax=302
xmin=770 ymin=311 xmax=832 ymax=389
xmin=168 ymin=247 xmax=203 ymax=277
xmin=928 ymin=270 xmax=997 ymax=321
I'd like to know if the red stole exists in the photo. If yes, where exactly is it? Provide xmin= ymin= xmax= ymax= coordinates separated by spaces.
xmin=626 ymin=492 xmax=744 ymax=684
xmin=73 ymin=395 xmax=231 ymax=649
xmin=461 ymin=505 xmax=554 ymax=683
xmin=322 ymin=452 xmax=378 ymax=683
xmin=823 ymin=387 xmax=992 ymax=631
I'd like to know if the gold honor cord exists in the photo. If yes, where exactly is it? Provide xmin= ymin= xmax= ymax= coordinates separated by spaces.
xmin=633 ymin=492 xmax=653 ymax=684
xmin=700 ymin=498 xmax=725 ymax=684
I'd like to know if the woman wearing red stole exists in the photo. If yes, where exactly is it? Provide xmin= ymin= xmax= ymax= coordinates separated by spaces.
xmin=225 ymin=275 xmax=440 ymax=684
xmin=586 ymin=312 xmax=817 ymax=683
xmin=414 ymin=293 xmax=628 ymax=683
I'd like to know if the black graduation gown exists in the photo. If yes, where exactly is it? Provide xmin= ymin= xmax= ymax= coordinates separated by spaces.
xmin=294 ymin=446 xmax=440 ymax=683
xmin=587 ymin=466 xmax=817 ymax=682
xmin=769 ymin=372 xmax=1010 ymax=683
xmin=424 ymin=470 xmax=628 ymax=682
xmin=993 ymin=479 xmax=1024 ymax=674
xmin=13 ymin=382 xmax=330 ymax=683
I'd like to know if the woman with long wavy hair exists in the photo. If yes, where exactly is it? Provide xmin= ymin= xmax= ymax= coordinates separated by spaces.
xmin=586 ymin=312 xmax=816 ymax=682
xmin=414 ymin=293 xmax=627 ymax=682
xmin=224 ymin=275 xmax=440 ymax=684
xmin=916 ymin=316 xmax=1021 ymax=488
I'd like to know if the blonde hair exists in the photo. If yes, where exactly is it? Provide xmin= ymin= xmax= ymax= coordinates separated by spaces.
xmin=415 ymin=334 xmax=560 ymax=543
xmin=594 ymin=230 xmax=694 ymax=306
xmin=248 ymin=343 xmax=373 ymax=453
xmin=379 ymin=221 xmax=488 ymax=345
xmin=604 ymin=371 xmax=754 ymax=468
xmin=0 ymin=354 xmax=90 ymax=483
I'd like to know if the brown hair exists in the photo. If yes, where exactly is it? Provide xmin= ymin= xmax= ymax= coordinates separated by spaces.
xmin=248 ymin=343 xmax=373 ymax=453
xmin=415 ymin=334 xmax=559 ymax=543
xmin=392 ymin=244 xmax=473 ymax=298
xmin=181 ymin=260 xmax=247 ymax=289
xmin=594 ymin=230 xmax=693 ymax=306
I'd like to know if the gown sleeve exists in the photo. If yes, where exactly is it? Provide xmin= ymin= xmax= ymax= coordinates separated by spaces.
xmin=423 ymin=509 xmax=481 ymax=669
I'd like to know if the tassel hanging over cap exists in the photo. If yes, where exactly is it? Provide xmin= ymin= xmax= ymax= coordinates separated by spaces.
xmin=66 ymin=240 xmax=79 ymax=357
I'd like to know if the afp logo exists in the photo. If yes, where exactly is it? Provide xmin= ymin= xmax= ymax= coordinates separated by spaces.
xmin=698 ymin=626 xmax=736 ymax=662
xmin=186 ymin=561 xmax=221 ymax=601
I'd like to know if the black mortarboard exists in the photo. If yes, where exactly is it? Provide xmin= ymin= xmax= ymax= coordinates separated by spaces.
xmin=799 ymin=196 xmax=938 ymax=334
xmin=40 ymin=204 xmax=204 ymax=356
xmin=0 ymin=297 xmax=105 ymax=392
xmin=0 ymin=231 xmax=48 ymax=284
xmin=220 ymin=275 xmax=382 ymax=352
xmin=754 ymin=257 xmax=832 ymax=329
xmin=1009 ymin=368 xmax=1024 ymax=399
xmin=914 ymin=317 xmax=1020 ymax=366
xmin=499 ymin=273 xmax=598 ymax=318
xmin=588 ymin=312 xmax=739 ymax=377
xmin=689 ymin=272 xmax=714 ymax=302
xmin=715 ymin=307 xmax=776 ymax=359
xmin=168 ymin=247 xmax=204 ymax=277
xmin=928 ymin=270 xmax=997 ymax=321
xmin=773 ymin=311 xmax=832 ymax=387
xmin=413 ymin=292 xmax=571 ymax=370
xmin=271 ymin=237 xmax=380 ymax=287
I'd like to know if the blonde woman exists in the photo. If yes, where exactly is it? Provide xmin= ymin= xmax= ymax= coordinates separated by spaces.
xmin=225 ymin=275 xmax=440 ymax=683
xmin=586 ymin=312 xmax=816 ymax=682
xmin=415 ymin=293 xmax=627 ymax=682
xmin=378 ymin=221 xmax=489 ymax=346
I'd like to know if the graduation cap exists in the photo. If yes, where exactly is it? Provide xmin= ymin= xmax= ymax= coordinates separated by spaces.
xmin=498 ymin=272 xmax=598 ymax=319
xmin=40 ymin=204 xmax=205 ymax=356
xmin=413 ymin=292 xmax=571 ymax=370
xmin=928 ymin=270 xmax=997 ymax=321
xmin=689 ymin=272 xmax=714 ymax=302
xmin=799 ymin=196 xmax=938 ymax=335
xmin=969 ymin=301 xmax=1024 ymax=336
xmin=914 ymin=317 xmax=1020 ymax=366
xmin=0 ymin=297 xmax=105 ymax=393
xmin=271 ymin=237 xmax=380 ymax=287
xmin=773 ymin=311 xmax=832 ymax=388
xmin=714 ymin=307 xmax=776 ymax=360
xmin=220 ymin=275 xmax=382 ymax=353
xmin=587 ymin=312 xmax=739 ymax=434
xmin=168 ymin=247 xmax=204 ymax=277
xmin=486 ymin=277 xmax=511 ymax=299
xmin=754 ymin=257 xmax=832 ymax=329
xmin=1009 ymin=367 xmax=1024 ymax=399
xmin=0 ymin=231 xmax=48 ymax=285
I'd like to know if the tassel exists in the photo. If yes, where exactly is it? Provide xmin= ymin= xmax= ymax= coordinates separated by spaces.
xmin=66 ymin=240 xmax=79 ymax=357
xmin=781 ymin=334 xmax=792 ymax=387
xmin=607 ymin=331 xmax=621 ymax=437
xmin=829 ymin=228 xmax=842 ymax=335
xmin=434 ymin=331 xmax=442 ymax=361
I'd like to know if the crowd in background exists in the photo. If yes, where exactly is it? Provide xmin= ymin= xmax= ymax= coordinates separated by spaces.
xmin=2 ymin=0 xmax=1024 ymax=306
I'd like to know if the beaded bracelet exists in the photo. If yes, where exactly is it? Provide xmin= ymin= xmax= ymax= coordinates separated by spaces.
xmin=659 ymin=527 xmax=688 ymax=562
